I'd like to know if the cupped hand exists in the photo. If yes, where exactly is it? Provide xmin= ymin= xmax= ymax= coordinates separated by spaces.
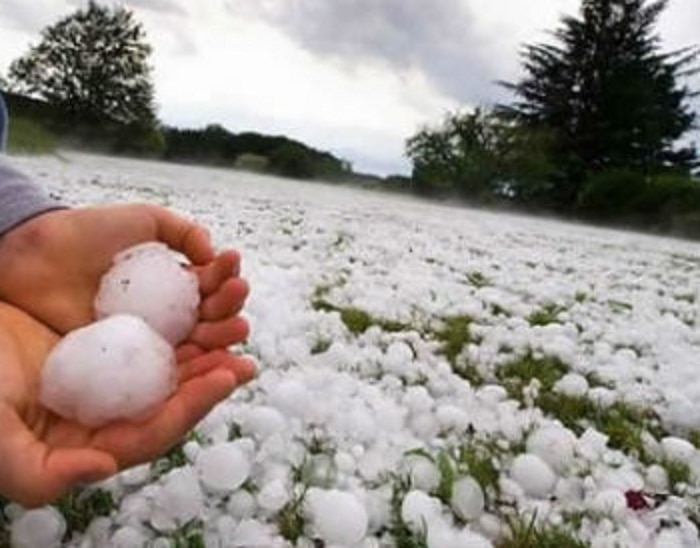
xmin=0 ymin=204 xmax=250 ymax=349
xmin=0 ymin=303 xmax=255 ymax=508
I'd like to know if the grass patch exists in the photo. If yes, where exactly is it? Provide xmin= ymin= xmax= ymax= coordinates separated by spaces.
xmin=7 ymin=117 xmax=57 ymax=154
xmin=311 ymin=298 xmax=413 ymax=335
xmin=56 ymin=488 xmax=116 ymax=539
xmin=527 ymin=304 xmax=566 ymax=326
xmin=170 ymin=519 xmax=205 ymax=548
xmin=389 ymin=476 xmax=429 ymax=548
xmin=499 ymin=513 xmax=587 ymax=548
xmin=277 ymin=489 xmax=307 ymax=544
xmin=496 ymin=354 xmax=569 ymax=400
xmin=466 ymin=271 xmax=490 ymax=288
xmin=433 ymin=316 xmax=472 ymax=366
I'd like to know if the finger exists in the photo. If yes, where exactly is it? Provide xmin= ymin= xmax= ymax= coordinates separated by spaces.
xmin=189 ymin=316 xmax=250 ymax=350
xmin=199 ymin=278 xmax=249 ymax=321
xmin=0 ymin=409 xmax=117 ymax=508
xmin=177 ymin=349 xmax=230 ymax=383
xmin=145 ymin=205 xmax=215 ymax=266
xmin=95 ymin=368 xmax=237 ymax=469
xmin=195 ymin=250 xmax=241 ymax=296
xmin=178 ymin=351 xmax=257 ymax=385
xmin=175 ymin=343 xmax=204 ymax=363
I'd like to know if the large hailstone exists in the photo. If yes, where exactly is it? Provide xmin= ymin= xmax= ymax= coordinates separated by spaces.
xmin=94 ymin=242 xmax=200 ymax=345
xmin=40 ymin=315 xmax=176 ymax=427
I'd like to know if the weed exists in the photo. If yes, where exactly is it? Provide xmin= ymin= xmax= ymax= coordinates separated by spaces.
xmin=433 ymin=315 xmax=472 ymax=367
xmin=170 ymin=519 xmax=205 ymax=548
xmin=466 ymin=271 xmax=490 ymax=288
xmin=496 ymin=354 xmax=569 ymax=401
xmin=277 ymin=488 xmax=307 ymax=544
xmin=56 ymin=488 xmax=116 ymax=539
xmin=499 ymin=513 xmax=587 ymax=548
xmin=527 ymin=304 xmax=566 ymax=326
xmin=389 ymin=476 xmax=429 ymax=548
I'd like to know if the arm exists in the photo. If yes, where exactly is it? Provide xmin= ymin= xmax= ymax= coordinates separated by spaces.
xmin=0 ymin=155 xmax=63 ymax=236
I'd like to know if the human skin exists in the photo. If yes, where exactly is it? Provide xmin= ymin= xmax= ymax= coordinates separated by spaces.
xmin=0 ymin=302 xmax=255 ymax=507
xmin=0 ymin=203 xmax=251 ymax=351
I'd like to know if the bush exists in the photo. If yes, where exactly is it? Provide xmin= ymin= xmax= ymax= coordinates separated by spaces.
xmin=7 ymin=116 xmax=57 ymax=154
xmin=576 ymin=169 xmax=647 ymax=219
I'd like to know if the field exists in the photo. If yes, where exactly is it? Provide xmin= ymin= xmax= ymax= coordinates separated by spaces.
xmin=5 ymin=152 xmax=700 ymax=547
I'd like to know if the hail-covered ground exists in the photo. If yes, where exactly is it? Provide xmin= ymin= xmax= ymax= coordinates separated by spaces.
xmin=5 ymin=152 xmax=700 ymax=548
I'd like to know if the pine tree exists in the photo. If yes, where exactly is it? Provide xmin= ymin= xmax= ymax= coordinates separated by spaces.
xmin=501 ymin=0 xmax=698 ymax=209
xmin=9 ymin=1 xmax=156 ymax=126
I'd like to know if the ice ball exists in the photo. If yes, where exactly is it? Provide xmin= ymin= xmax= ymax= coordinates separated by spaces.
xmin=40 ymin=315 xmax=176 ymax=427
xmin=306 ymin=488 xmax=368 ymax=545
xmin=94 ymin=242 xmax=200 ymax=345
xmin=11 ymin=507 xmax=66 ymax=548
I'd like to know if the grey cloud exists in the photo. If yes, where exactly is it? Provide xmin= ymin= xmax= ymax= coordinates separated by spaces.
xmin=228 ymin=0 xmax=505 ymax=104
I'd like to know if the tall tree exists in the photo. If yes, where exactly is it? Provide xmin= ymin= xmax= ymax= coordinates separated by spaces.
xmin=500 ymin=0 xmax=698 ymax=209
xmin=9 ymin=1 xmax=156 ymax=126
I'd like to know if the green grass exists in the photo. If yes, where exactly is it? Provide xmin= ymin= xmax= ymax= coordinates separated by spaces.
xmin=433 ymin=315 xmax=472 ymax=367
xmin=496 ymin=354 xmax=569 ymax=400
xmin=7 ymin=117 xmax=57 ymax=154
xmin=466 ymin=271 xmax=490 ymax=288
xmin=389 ymin=476 xmax=429 ymax=548
xmin=499 ymin=513 xmax=588 ymax=548
xmin=56 ymin=488 xmax=116 ymax=539
xmin=527 ymin=303 xmax=566 ymax=326
xmin=311 ymin=298 xmax=412 ymax=335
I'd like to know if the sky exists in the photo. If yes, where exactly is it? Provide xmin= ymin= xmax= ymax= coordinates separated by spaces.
xmin=0 ymin=0 xmax=698 ymax=175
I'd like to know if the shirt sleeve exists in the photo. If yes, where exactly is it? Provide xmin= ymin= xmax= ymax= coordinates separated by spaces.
xmin=0 ymin=155 xmax=64 ymax=236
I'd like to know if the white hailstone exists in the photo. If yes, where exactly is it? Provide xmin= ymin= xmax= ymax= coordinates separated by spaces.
xmin=450 ymin=476 xmax=485 ymax=521
xmin=306 ymin=488 xmax=369 ymax=545
xmin=510 ymin=454 xmax=557 ymax=499
xmin=95 ymin=242 xmax=200 ymax=345
xmin=577 ymin=428 xmax=609 ymax=461
xmin=11 ymin=507 xmax=66 ymax=548
xmin=40 ymin=315 xmax=175 ymax=427
xmin=654 ymin=529 xmax=685 ymax=548
xmin=243 ymin=406 xmax=288 ymax=439
xmin=591 ymin=489 xmax=627 ymax=520
xmin=226 ymin=490 xmax=257 ymax=519
xmin=232 ymin=519 xmax=273 ymax=547
xmin=526 ymin=425 xmax=577 ymax=473
xmin=646 ymin=465 xmax=669 ymax=492
xmin=119 ymin=464 xmax=152 ymax=487
xmin=405 ymin=456 xmax=441 ymax=492
xmin=257 ymin=479 xmax=289 ymax=512
xmin=400 ymin=490 xmax=441 ymax=535
xmin=196 ymin=442 xmax=251 ymax=493
xmin=110 ymin=526 xmax=151 ymax=548
xmin=151 ymin=467 xmax=204 ymax=531
xmin=553 ymin=373 xmax=589 ymax=397
xmin=661 ymin=437 xmax=696 ymax=464
xmin=267 ymin=379 xmax=311 ymax=418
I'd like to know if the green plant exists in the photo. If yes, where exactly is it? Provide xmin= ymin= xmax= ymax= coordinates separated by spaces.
xmin=7 ymin=116 xmax=56 ymax=154
xmin=56 ymin=488 xmax=116 ymax=538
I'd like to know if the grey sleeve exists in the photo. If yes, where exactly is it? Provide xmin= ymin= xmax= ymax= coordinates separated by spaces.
xmin=0 ymin=155 xmax=63 ymax=236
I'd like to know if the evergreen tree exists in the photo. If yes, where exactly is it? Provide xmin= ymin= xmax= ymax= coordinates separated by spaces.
xmin=500 ymin=0 xmax=698 ymax=209
xmin=9 ymin=1 xmax=156 ymax=126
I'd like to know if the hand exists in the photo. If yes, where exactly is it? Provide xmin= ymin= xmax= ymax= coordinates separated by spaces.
xmin=0 ymin=204 xmax=250 ymax=349
xmin=0 ymin=303 xmax=255 ymax=508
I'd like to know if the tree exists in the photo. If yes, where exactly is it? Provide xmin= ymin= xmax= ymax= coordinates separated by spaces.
xmin=500 ymin=0 xmax=699 ymax=209
xmin=406 ymin=108 xmax=556 ymax=201
xmin=9 ymin=1 xmax=156 ymax=126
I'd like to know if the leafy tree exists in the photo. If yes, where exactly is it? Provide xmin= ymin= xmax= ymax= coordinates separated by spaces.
xmin=406 ymin=109 xmax=556 ymax=201
xmin=9 ymin=1 xmax=156 ymax=126
xmin=500 ymin=0 xmax=699 ymax=209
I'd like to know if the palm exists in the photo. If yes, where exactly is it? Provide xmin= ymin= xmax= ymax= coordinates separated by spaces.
xmin=0 ymin=204 xmax=250 ymax=349
xmin=0 ymin=303 xmax=254 ymax=508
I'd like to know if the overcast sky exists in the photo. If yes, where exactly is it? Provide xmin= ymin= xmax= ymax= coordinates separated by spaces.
xmin=1 ymin=0 xmax=698 ymax=175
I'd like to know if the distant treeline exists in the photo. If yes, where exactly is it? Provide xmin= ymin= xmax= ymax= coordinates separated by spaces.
xmin=4 ymin=91 xmax=408 ymax=186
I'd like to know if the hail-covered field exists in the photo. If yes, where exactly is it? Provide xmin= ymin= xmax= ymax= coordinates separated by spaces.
xmin=5 ymin=152 xmax=700 ymax=547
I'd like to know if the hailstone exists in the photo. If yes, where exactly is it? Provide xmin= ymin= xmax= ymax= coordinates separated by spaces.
xmin=94 ymin=242 xmax=200 ymax=345
xmin=40 ymin=315 xmax=176 ymax=427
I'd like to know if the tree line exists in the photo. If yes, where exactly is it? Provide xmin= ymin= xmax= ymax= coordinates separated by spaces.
xmin=1 ymin=2 xmax=351 ymax=181
xmin=3 ymin=0 xmax=700 ymax=233
xmin=407 ymin=0 xmax=700 ymax=235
